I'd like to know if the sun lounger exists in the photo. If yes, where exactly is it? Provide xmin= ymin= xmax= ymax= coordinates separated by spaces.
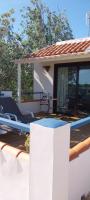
xmin=0 ymin=97 xmax=36 ymax=124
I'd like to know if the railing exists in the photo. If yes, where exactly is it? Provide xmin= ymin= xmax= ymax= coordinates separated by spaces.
xmin=21 ymin=91 xmax=44 ymax=102
xmin=0 ymin=115 xmax=90 ymax=135
xmin=71 ymin=116 xmax=90 ymax=129
xmin=0 ymin=117 xmax=30 ymax=133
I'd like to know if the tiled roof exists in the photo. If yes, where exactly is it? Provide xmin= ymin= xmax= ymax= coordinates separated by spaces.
xmin=25 ymin=38 xmax=90 ymax=59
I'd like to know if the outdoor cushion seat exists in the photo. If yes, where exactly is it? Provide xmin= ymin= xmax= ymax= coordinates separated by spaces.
xmin=0 ymin=97 xmax=36 ymax=124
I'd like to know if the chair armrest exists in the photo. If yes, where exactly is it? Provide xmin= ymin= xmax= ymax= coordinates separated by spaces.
xmin=0 ymin=113 xmax=11 ymax=119
xmin=5 ymin=113 xmax=18 ymax=121
xmin=30 ymin=112 xmax=34 ymax=118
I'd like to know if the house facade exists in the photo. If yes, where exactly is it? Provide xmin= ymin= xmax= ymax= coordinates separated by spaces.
xmin=15 ymin=37 xmax=90 ymax=114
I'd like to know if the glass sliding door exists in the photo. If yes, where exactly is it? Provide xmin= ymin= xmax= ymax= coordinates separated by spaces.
xmin=57 ymin=67 xmax=68 ymax=112
xmin=68 ymin=67 xmax=77 ymax=111
xmin=56 ymin=63 xmax=90 ymax=114
xmin=57 ymin=66 xmax=77 ymax=112
xmin=78 ymin=67 xmax=90 ymax=112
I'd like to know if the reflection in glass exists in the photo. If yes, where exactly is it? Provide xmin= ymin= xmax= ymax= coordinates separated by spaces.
xmin=78 ymin=68 xmax=90 ymax=112
xmin=68 ymin=67 xmax=77 ymax=110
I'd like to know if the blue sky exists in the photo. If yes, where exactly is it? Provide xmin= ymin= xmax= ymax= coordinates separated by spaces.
xmin=0 ymin=0 xmax=90 ymax=38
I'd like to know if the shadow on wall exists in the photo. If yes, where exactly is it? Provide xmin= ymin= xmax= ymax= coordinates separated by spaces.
xmin=34 ymin=64 xmax=53 ymax=97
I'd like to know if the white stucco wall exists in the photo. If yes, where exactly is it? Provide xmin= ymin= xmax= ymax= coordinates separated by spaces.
xmin=0 ymin=91 xmax=12 ymax=97
xmin=69 ymin=149 xmax=90 ymax=200
xmin=0 ymin=148 xmax=29 ymax=200
xmin=18 ymin=101 xmax=40 ymax=114
xmin=0 ymin=118 xmax=90 ymax=200
xmin=30 ymin=118 xmax=70 ymax=200
xmin=34 ymin=62 xmax=54 ymax=112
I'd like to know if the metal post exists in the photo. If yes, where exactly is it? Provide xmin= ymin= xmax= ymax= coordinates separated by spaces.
xmin=17 ymin=63 xmax=21 ymax=103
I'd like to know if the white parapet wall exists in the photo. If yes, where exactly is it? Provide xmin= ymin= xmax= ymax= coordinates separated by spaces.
xmin=0 ymin=142 xmax=29 ymax=200
xmin=69 ymin=138 xmax=90 ymax=200
xmin=0 ymin=117 xmax=90 ymax=200
xmin=0 ymin=91 xmax=12 ymax=97
xmin=30 ymin=118 xmax=70 ymax=200
xmin=18 ymin=101 xmax=40 ymax=114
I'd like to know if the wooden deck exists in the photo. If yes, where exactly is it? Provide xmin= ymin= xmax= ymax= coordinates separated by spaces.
xmin=71 ymin=124 xmax=90 ymax=147
xmin=0 ymin=131 xmax=26 ymax=151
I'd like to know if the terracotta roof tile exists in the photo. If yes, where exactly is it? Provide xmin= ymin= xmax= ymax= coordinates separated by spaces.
xmin=0 ymin=142 xmax=29 ymax=160
xmin=25 ymin=38 xmax=90 ymax=59
xmin=0 ymin=136 xmax=90 ymax=161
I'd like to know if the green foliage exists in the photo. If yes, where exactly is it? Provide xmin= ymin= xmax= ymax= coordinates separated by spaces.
xmin=21 ymin=0 xmax=73 ymax=50
xmin=45 ymin=10 xmax=73 ymax=44
xmin=25 ymin=135 xmax=30 ymax=153
xmin=0 ymin=1 xmax=73 ymax=97
xmin=21 ymin=64 xmax=33 ymax=100
xmin=0 ymin=10 xmax=32 ymax=97
xmin=0 ymin=9 xmax=15 ymax=40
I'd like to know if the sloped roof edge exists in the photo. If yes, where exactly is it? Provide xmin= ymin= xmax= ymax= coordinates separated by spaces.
xmin=15 ymin=37 xmax=90 ymax=64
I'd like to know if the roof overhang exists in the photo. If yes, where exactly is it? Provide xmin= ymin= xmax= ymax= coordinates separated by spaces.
xmin=14 ymin=52 xmax=90 ymax=65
